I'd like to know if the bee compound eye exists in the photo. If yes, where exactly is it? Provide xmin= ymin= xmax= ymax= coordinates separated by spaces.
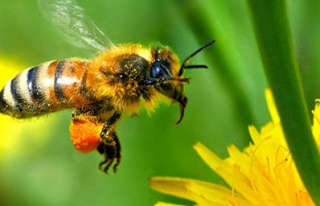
xmin=150 ymin=58 xmax=169 ymax=79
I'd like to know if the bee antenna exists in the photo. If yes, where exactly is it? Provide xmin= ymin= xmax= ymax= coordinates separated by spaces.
xmin=184 ymin=65 xmax=208 ymax=69
xmin=178 ymin=40 xmax=215 ymax=76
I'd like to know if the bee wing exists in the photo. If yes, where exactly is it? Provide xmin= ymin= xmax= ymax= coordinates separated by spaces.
xmin=37 ymin=0 xmax=115 ymax=52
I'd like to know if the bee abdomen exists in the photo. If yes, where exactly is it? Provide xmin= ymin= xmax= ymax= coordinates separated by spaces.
xmin=0 ymin=59 xmax=94 ymax=118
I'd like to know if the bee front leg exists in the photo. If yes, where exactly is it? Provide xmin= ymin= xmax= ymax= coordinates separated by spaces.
xmin=98 ymin=111 xmax=121 ymax=173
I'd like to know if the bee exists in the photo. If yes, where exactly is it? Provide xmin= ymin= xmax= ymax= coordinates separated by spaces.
xmin=0 ymin=0 xmax=214 ymax=173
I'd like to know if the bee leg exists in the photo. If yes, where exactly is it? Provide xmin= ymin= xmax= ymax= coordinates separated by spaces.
xmin=113 ymin=131 xmax=121 ymax=172
xmin=97 ymin=131 xmax=121 ymax=173
xmin=98 ymin=111 xmax=121 ymax=173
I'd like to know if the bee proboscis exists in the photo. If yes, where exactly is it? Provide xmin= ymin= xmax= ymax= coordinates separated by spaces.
xmin=0 ymin=0 xmax=214 ymax=173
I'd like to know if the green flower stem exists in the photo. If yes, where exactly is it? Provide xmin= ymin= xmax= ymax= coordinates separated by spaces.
xmin=247 ymin=1 xmax=320 ymax=204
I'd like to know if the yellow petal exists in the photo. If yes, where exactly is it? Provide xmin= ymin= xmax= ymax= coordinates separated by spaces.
xmin=265 ymin=88 xmax=280 ymax=123
xmin=187 ymin=181 xmax=249 ymax=206
xmin=149 ymin=177 xmax=194 ymax=201
xmin=312 ymin=99 xmax=320 ymax=148
xmin=154 ymin=202 xmax=186 ymax=206
xmin=194 ymin=143 xmax=258 ymax=203
xmin=150 ymin=177 xmax=228 ymax=201
xmin=193 ymin=142 xmax=224 ymax=172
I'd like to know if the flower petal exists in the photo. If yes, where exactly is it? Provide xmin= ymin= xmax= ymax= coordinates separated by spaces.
xmin=265 ymin=88 xmax=280 ymax=123
xmin=154 ymin=202 xmax=185 ymax=206
xmin=187 ymin=181 xmax=249 ymax=206
xmin=312 ymin=99 xmax=320 ymax=149
xmin=150 ymin=177 xmax=227 ymax=203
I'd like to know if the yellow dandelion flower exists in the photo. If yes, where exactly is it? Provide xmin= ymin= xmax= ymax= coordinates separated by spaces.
xmin=150 ymin=89 xmax=316 ymax=205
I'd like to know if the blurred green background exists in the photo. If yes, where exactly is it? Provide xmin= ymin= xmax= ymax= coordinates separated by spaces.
xmin=0 ymin=0 xmax=319 ymax=205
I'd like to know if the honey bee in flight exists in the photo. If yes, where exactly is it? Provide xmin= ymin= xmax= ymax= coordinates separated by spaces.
xmin=0 ymin=0 xmax=214 ymax=173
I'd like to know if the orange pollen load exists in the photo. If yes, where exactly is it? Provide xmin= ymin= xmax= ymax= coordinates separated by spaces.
xmin=69 ymin=119 xmax=102 ymax=153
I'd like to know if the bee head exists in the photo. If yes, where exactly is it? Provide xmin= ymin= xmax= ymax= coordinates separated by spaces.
xmin=141 ymin=40 xmax=215 ymax=125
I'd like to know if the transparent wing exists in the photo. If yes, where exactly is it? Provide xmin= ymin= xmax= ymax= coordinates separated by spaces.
xmin=37 ymin=0 xmax=115 ymax=52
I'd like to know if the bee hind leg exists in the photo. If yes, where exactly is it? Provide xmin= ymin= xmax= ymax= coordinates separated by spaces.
xmin=98 ymin=111 xmax=122 ymax=173
xmin=97 ymin=131 xmax=121 ymax=173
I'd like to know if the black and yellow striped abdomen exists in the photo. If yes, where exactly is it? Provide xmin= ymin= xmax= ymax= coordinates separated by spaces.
xmin=0 ymin=59 xmax=95 ymax=118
